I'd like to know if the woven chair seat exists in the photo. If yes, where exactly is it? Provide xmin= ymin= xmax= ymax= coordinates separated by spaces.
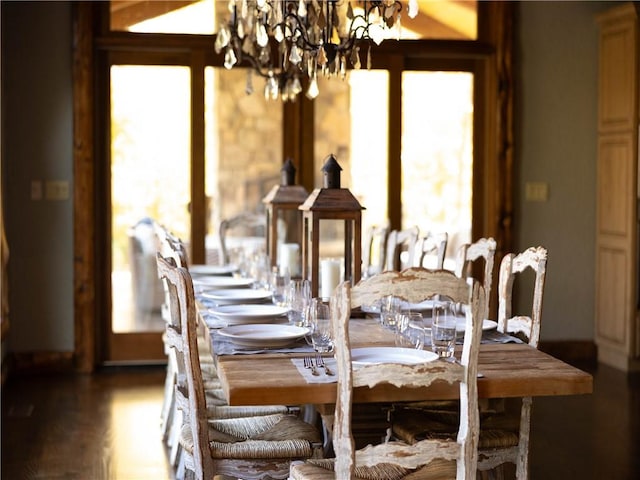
xmin=208 ymin=404 xmax=291 ymax=420
xmin=180 ymin=413 xmax=322 ymax=460
xmin=391 ymin=405 xmax=520 ymax=450
xmin=290 ymin=457 xmax=456 ymax=480
xmin=201 ymin=362 xmax=218 ymax=376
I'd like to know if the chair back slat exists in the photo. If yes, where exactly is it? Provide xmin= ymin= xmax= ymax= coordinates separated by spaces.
xmin=331 ymin=268 xmax=485 ymax=479
xmin=385 ymin=226 xmax=420 ymax=271
xmin=362 ymin=222 xmax=390 ymax=277
xmin=414 ymin=231 xmax=448 ymax=269
xmin=455 ymin=237 xmax=497 ymax=319
xmin=219 ymin=212 xmax=266 ymax=265
xmin=497 ymin=246 xmax=548 ymax=348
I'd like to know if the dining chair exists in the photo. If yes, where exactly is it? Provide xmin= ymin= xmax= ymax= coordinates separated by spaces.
xmin=384 ymin=226 xmax=420 ymax=271
xmin=154 ymin=222 xmax=192 ymax=450
xmin=155 ymin=229 xmax=289 ymax=471
xmin=413 ymin=231 xmax=448 ymax=269
xmin=218 ymin=211 xmax=267 ymax=266
xmin=455 ymin=237 xmax=497 ymax=320
xmin=476 ymin=245 xmax=548 ymax=480
xmin=156 ymin=253 xmax=323 ymax=480
xmin=290 ymin=268 xmax=485 ymax=480
xmin=362 ymin=221 xmax=390 ymax=278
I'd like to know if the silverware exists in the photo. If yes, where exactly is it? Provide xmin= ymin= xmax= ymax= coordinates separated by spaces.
xmin=303 ymin=356 xmax=319 ymax=376
xmin=315 ymin=354 xmax=334 ymax=376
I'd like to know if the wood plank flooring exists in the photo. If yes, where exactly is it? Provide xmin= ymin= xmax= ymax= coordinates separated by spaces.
xmin=1 ymin=367 xmax=174 ymax=480
xmin=2 ymin=363 xmax=639 ymax=479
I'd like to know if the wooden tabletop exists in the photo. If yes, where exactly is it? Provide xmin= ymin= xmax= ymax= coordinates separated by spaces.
xmin=211 ymin=318 xmax=593 ymax=407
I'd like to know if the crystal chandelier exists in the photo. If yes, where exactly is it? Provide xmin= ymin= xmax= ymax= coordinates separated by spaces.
xmin=214 ymin=1 xmax=418 ymax=101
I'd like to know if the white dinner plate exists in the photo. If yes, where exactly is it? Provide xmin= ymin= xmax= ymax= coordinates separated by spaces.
xmin=189 ymin=264 xmax=237 ymax=276
xmin=400 ymin=300 xmax=436 ymax=312
xmin=351 ymin=347 xmax=439 ymax=365
xmin=455 ymin=318 xmax=498 ymax=333
xmin=201 ymin=288 xmax=272 ymax=305
xmin=208 ymin=304 xmax=289 ymax=325
xmin=192 ymin=276 xmax=254 ymax=290
xmin=217 ymin=324 xmax=309 ymax=347
xmin=361 ymin=300 xmax=436 ymax=314
xmin=421 ymin=318 xmax=498 ymax=333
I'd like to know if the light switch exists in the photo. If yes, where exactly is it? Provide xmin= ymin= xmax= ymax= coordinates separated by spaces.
xmin=45 ymin=180 xmax=70 ymax=201
xmin=525 ymin=182 xmax=549 ymax=202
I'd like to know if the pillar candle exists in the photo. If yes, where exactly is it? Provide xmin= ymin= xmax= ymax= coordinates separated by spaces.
xmin=320 ymin=258 xmax=341 ymax=298
xmin=279 ymin=243 xmax=300 ymax=277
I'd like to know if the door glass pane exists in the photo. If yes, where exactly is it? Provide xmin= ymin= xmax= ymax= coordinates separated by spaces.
xmin=314 ymin=69 xmax=472 ymax=270
xmin=401 ymin=71 xmax=473 ymax=267
xmin=111 ymin=65 xmax=191 ymax=333
xmin=314 ymin=71 xmax=389 ymax=241
xmin=205 ymin=67 xmax=283 ymax=264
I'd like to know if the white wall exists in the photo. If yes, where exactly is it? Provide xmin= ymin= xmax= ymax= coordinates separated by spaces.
xmin=1 ymin=2 xmax=74 ymax=351
xmin=515 ymin=1 xmax=617 ymax=341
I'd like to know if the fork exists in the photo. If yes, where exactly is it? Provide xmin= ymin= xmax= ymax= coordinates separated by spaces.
xmin=303 ymin=356 xmax=319 ymax=376
xmin=315 ymin=354 xmax=334 ymax=376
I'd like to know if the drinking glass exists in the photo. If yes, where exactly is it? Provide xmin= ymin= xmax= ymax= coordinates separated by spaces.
xmin=379 ymin=295 xmax=402 ymax=329
xmin=308 ymin=298 xmax=333 ymax=353
xmin=395 ymin=311 xmax=425 ymax=349
xmin=431 ymin=301 xmax=456 ymax=358
xmin=269 ymin=266 xmax=290 ymax=307
xmin=249 ymin=252 xmax=270 ymax=289
xmin=286 ymin=279 xmax=311 ymax=327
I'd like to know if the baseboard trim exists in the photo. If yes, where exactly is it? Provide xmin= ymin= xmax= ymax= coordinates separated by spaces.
xmin=9 ymin=351 xmax=75 ymax=375
xmin=539 ymin=340 xmax=597 ymax=368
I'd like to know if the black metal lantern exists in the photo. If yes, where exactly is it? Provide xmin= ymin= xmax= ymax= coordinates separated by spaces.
xmin=299 ymin=154 xmax=364 ymax=297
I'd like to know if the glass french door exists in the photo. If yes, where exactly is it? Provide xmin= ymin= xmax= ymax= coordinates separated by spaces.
xmin=107 ymin=62 xmax=192 ymax=363
xmin=400 ymin=70 xmax=474 ymax=267
xmin=314 ymin=66 xmax=474 ymax=270
xmin=104 ymin=55 xmax=283 ymax=363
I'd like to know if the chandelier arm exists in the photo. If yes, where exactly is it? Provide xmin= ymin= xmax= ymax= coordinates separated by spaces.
xmin=279 ymin=10 xmax=320 ymax=53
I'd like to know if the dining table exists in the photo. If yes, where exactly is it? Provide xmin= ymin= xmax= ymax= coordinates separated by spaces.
xmin=201 ymin=311 xmax=593 ymax=408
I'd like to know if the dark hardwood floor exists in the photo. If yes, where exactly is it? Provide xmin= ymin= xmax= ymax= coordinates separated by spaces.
xmin=1 ymin=367 xmax=174 ymax=480
xmin=1 ymin=363 xmax=639 ymax=479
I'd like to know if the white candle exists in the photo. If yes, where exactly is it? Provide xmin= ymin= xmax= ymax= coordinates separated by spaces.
xmin=279 ymin=243 xmax=300 ymax=277
xmin=320 ymin=258 xmax=341 ymax=298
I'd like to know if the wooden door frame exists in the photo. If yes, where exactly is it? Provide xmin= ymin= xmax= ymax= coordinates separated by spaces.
xmin=72 ymin=2 xmax=514 ymax=372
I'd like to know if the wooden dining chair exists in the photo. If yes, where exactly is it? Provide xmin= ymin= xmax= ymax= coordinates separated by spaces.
xmin=384 ymin=226 xmax=420 ymax=271
xmin=362 ymin=222 xmax=390 ymax=278
xmin=156 ymin=253 xmax=322 ymax=480
xmin=290 ymin=268 xmax=485 ymax=480
xmin=154 ymin=223 xmax=194 ymax=455
xmin=455 ymin=237 xmax=497 ymax=320
xmin=477 ymin=245 xmax=548 ymax=480
xmin=413 ymin=231 xmax=448 ymax=269
xmin=155 ymin=232 xmax=291 ymax=472
xmin=218 ymin=211 xmax=267 ymax=266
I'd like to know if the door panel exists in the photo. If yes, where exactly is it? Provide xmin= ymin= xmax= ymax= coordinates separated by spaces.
xmin=108 ymin=64 xmax=191 ymax=362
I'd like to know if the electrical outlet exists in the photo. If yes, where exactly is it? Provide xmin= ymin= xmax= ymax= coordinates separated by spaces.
xmin=45 ymin=180 xmax=70 ymax=201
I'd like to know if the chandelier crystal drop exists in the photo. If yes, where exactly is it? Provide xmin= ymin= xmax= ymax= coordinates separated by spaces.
xmin=214 ymin=0 xmax=418 ymax=101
